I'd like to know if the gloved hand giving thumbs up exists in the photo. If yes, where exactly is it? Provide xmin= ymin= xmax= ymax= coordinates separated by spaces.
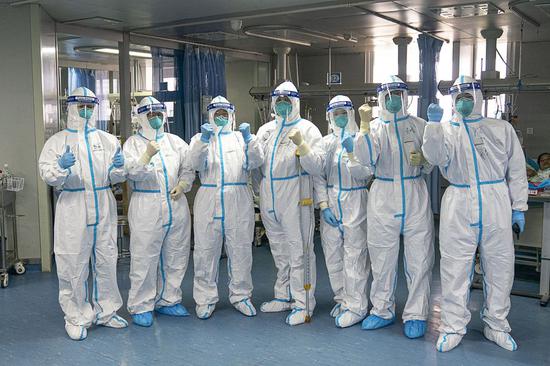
xmin=112 ymin=147 xmax=125 ymax=168
xmin=58 ymin=145 xmax=76 ymax=170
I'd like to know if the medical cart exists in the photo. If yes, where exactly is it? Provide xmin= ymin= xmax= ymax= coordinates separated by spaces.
xmin=0 ymin=176 xmax=26 ymax=288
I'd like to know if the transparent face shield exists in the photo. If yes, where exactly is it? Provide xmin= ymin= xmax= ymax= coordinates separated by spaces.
xmin=331 ymin=108 xmax=349 ymax=139
xmin=207 ymin=101 xmax=235 ymax=130
xmin=146 ymin=111 xmax=164 ymax=130
xmin=326 ymin=97 xmax=356 ymax=136
xmin=77 ymin=103 xmax=96 ymax=119
xmin=384 ymin=86 xmax=408 ymax=115
xmin=138 ymin=102 xmax=166 ymax=131
xmin=213 ymin=109 xmax=230 ymax=127
xmin=452 ymin=82 xmax=479 ymax=118
xmin=274 ymin=95 xmax=292 ymax=119
xmin=147 ymin=111 xmax=164 ymax=120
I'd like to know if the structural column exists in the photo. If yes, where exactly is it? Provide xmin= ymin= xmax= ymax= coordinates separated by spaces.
xmin=273 ymin=47 xmax=291 ymax=84
xmin=452 ymin=41 xmax=460 ymax=80
xmin=393 ymin=36 xmax=412 ymax=81
xmin=480 ymin=28 xmax=503 ymax=79
xmin=118 ymin=32 xmax=132 ymax=140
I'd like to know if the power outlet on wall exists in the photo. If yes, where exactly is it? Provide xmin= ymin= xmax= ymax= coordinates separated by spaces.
xmin=526 ymin=128 xmax=534 ymax=135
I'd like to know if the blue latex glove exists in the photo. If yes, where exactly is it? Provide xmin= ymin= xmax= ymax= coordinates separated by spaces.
xmin=322 ymin=208 xmax=339 ymax=227
xmin=112 ymin=147 xmax=124 ymax=168
xmin=512 ymin=210 xmax=525 ymax=233
xmin=529 ymin=178 xmax=550 ymax=190
xmin=341 ymin=134 xmax=354 ymax=153
xmin=427 ymin=103 xmax=444 ymax=123
xmin=58 ymin=145 xmax=76 ymax=170
xmin=200 ymin=123 xmax=213 ymax=143
xmin=239 ymin=123 xmax=252 ymax=144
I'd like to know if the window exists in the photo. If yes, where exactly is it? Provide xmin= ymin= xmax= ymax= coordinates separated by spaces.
xmin=371 ymin=39 xmax=419 ymax=117
xmin=372 ymin=43 xmax=398 ymax=83
xmin=407 ymin=38 xmax=420 ymax=82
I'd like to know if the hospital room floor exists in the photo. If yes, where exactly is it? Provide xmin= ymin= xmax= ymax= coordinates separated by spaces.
xmin=1 ymin=234 xmax=549 ymax=366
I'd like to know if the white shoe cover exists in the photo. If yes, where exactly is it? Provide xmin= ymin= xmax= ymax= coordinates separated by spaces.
xmin=234 ymin=298 xmax=257 ymax=317
xmin=196 ymin=304 xmax=216 ymax=319
xmin=330 ymin=303 xmax=343 ymax=318
xmin=65 ymin=323 xmax=87 ymax=341
xmin=285 ymin=308 xmax=311 ymax=326
xmin=436 ymin=333 xmax=463 ymax=352
xmin=99 ymin=314 xmax=128 ymax=329
xmin=483 ymin=327 xmax=518 ymax=351
xmin=335 ymin=310 xmax=364 ymax=328
xmin=260 ymin=299 xmax=292 ymax=313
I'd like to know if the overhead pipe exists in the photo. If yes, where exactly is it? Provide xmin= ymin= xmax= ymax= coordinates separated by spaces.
xmin=509 ymin=1 xmax=541 ymax=27
xmin=250 ymin=78 xmax=550 ymax=99
xmin=130 ymin=32 xmax=269 ymax=58
xmin=355 ymin=5 xmax=449 ymax=43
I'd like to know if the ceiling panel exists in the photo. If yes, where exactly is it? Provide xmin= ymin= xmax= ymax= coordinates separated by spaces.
xmin=18 ymin=0 xmax=550 ymax=60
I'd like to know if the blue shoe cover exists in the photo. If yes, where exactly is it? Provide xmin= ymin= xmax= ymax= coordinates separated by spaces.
xmin=404 ymin=320 xmax=427 ymax=339
xmin=155 ymin=304 xmax=190 ymax=317
xmin=361 ymin=314 xmax=395 ymax=330
xmin=132 ymin=311 xmax=153 ymax=327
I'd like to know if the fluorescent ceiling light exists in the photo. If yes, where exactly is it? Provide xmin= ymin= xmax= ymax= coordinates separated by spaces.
xmin=243 ymin=30 xmax=311 ymax=47
xmin=61 ymin=16 xmax=122 ymax=25
xmin=10 ymin=0 xmax=39 ymax=6
xmin=75 ymin=46 xmax=152 ymax=58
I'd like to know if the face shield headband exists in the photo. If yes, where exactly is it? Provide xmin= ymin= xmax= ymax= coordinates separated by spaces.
xmin=137 ymin=102 xmax=167 ymax=115
xmin=451 ymin=82 xmax=481 ymax=118
xmin=67 ymin=95 xmax=99 ymax=105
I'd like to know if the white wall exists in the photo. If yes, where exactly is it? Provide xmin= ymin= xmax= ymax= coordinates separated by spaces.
xmin=517 ymin=41 xmax=550 ymax=160
xmin=0 ymin=4 xmax=54 ymax=265
xmin=298 ymin=52 xmax=367 ymax=132
xmin=226 ymin=60 xmax=270 ymax=133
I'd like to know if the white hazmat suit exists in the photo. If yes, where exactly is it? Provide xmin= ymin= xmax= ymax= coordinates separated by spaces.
xmin=355 ymin=76 xmax=434 ymax=336
xmin=39 ymin=87 xmax=127 ymax=340
xmin=189 ymin=96 xmax=264 ymax=319
xmin=257 ymin=81 xmax=325 ymax=326
xmin=299 ymin=95 xmax=371 ymax=328
xmin=124 ymin=96 xmax=194 ymax=326
xmin=422 ymin=76 xmax=528 ymax=352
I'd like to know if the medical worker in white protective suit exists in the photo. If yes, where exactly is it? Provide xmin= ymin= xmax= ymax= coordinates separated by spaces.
xmin=39 ymin=87 xmax=127 ymax=340
xmin=257 ymin=81 xmax=325 ymax=326
xmin=299 ymin=95 xmax=372 ymax=328
xmin=124 ymin=96 xmax=195 ymax=327
xmin=354 ymin=76 xmax=435 ymax=338
xmin=422 ymin=75 xmax=527 ymax=352
xmin=189 ymin=96 xmax=264 ymax=319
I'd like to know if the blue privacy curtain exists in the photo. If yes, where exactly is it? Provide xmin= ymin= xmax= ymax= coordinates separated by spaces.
xmin=68 ymin=67 xmax=96 ymax=93
xmin=173 ymin=44 xmax=227 ymax=142
xmin=417 ymin=34 xmax=443 ymax=214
